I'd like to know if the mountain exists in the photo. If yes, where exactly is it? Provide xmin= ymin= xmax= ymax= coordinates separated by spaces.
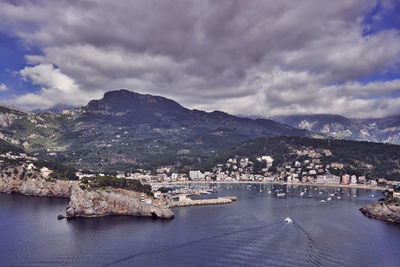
xmin=32 ymin=104 xmax=79 ymax=114
xmin=272 ymin=114 xmax=400 ymax=144
xmin=0 ymin=89 xmax=318 ymax=171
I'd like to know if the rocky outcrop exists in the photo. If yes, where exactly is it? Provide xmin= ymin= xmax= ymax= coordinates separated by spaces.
xmin=1 ymin=167 xmax=174 ymax=219
xmin=360 ymin=191 xmax=400 ymax=223
xmin=66 ymin=185 xmax=174 ymax=219
xmin=0 ymin=175 xmax=74 ymax=198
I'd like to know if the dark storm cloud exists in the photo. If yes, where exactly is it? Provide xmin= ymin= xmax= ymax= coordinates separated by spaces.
xmin=1 ymin=0 xmax=400 ymax=118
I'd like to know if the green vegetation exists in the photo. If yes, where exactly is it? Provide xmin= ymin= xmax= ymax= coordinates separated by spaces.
xmin=0 ymin=139 xmax=24 ymax=154
xmin=80 ymin=175 xmax=153 ymax=195
xmin=35 ymin=160 xmax=78 ymax=180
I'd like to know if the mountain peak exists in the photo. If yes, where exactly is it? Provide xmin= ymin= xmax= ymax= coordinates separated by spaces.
xmin=85 ymin=89 xmax=185 ymax=114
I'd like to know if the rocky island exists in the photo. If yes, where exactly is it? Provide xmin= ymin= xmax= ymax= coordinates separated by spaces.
xmin=360 ymin=189 xmax=400 ymax=224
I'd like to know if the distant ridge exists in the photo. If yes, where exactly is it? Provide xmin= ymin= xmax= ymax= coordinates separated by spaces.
xmin=272 ymin=114 xmax=400 ymax=144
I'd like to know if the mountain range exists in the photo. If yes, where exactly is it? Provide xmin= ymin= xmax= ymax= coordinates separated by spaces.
xmin=0 ymin=89 xmax=317 ymax=171
xmin=273 ymin=114 xmax=400 ymax=144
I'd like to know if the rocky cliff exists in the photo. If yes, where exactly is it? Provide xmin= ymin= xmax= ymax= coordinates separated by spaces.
xmin=360 ymin=191 xmax=400 ymax=223
xmin=0 ymin=162 xmax=174 ymax=219
xmin=0 ymin=162 xmax=74 ymax=198
xmin=66 ymin=185 xmax=174 ymax=219
xmin=0 ymin=175 xmax=74 ymax=198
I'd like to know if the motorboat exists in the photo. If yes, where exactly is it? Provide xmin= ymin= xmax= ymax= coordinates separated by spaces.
xmin=277 ymin=193 xmax=286 ymax=197
xmin=327 ymin=197 xmax=332 ymax=201
xmin=321 ymin=200 xmax=325 ymax=203
xmin=284 ymin=217 xmax=293 ymax=223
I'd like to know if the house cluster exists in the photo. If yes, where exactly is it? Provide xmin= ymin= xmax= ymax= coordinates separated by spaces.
xmin=0 ymin=151 xmax=52 ymax=178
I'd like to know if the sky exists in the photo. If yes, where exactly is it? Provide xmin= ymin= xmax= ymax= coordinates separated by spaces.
xmin=0 ymin=0 xmax=400 ymax=118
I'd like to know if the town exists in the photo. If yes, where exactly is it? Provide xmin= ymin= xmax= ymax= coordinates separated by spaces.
xmin=1 ymin=146 xmax=398 ymax=189
xmin=74 ymin=146 xmax=399 ymax=188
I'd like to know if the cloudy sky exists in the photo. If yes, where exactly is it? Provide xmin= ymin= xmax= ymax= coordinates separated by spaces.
xmin=0 ymin=0 xmax=400 ymax=118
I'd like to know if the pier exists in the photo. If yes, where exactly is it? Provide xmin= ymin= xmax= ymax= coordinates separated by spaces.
xmin=170 ymin=196 xmax=237 ymax=207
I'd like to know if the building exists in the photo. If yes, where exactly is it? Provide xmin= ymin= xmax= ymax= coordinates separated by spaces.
xmin=189 ymin=170 xmax=205 ymax=180
xmin=341 ymin=174 xmax=350 ymax=184
xmin=331 ymin=163 xmax=344 ymax=169
xmin=316 ymin=174 xmax=340 ymax=184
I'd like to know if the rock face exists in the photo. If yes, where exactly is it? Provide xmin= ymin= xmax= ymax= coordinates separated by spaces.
xmin=66 ymin=185 xmax=175 ymax=219
xmin=360 ymin=192 xmax=400 ymax=223
xmin=0 ymin=166 xmax=174 ymax=219
xmin=0 ymin=176 xmax=74 ymax=198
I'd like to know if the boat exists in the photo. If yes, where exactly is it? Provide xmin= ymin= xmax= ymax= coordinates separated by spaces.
xmin=321 ymin=200 xmax=325 ymax=203
xmin=371 ymin=194 xmax=375 ymax=198
xmin=327 ymin=197 xmax=332 ymax=201
xmin=300 ymin=192 xmax=304 ymax=196
xmin=319 ymin=192 xmax=323 ymax=195
xmin=268 ymin=190 xmax=272 ymax=194
xmin=277 ymin=193 xmax=286 ymax=197
xmin=337 ymin=196 xmax=341 ymax=199
xmin=284 ymin=217 xmax=293 ymax=223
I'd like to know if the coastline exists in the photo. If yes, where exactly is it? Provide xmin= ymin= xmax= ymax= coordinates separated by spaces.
xmin=151 ymin=180 xmax=386 ymax=191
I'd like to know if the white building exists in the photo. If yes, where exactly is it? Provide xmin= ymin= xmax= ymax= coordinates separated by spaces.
xmin=189 ymin=170 xmax=205 ymax=180
xmin=316 ymin=174 xmax=340 ymax=184
xmin=350 ymin=175 xmax=357 ymax=184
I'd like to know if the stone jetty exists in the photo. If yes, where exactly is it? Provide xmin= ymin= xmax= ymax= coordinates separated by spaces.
xmin=170 ymin=196 xmax=237 ymax=207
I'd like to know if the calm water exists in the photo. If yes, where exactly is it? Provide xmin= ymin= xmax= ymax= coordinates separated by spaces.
xmin=1 ymin=184 xmax=400 ymax=266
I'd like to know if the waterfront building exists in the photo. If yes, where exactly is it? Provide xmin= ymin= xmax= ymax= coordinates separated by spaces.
xmin=189 ymin=170 xmax=205 ymax=180
xmin=342 ymin=174 xmax=350 ymax=184
xmin=316 ymin=174 xmax=340 ymax=184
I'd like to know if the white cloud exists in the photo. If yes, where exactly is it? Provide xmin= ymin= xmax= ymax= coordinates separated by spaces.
xmin=1 ymin=0 xmax=400 ymax=117
xmin=0 ymin=83 xmax=8 ymax=91
xmin=16 ymin=64 xmax=103 ymax=109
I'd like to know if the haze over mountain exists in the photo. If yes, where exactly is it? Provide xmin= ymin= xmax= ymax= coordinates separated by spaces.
xmin=273 ymin=114 xmax=400 ymax=144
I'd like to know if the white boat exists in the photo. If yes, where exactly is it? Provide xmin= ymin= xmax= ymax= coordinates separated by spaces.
xmin=321 ymin=200 xmax=325 ymax=203
xmin=300 ymin=192 xmax=304 ymax=196
xmin=371 ymin=194 xmax=375 ymax=198
xmin=327 ymin=197 xmax=332 ymax=201
xmin=284 ymin=217 xmax=293 ymax=223
xmin=277 ymin=193 xmax=286 ymax=197
xmin=330 ymin=193 xmax=335 ymax=197
xmin=337 ymin=196 xmax=341 ymax=199
xmin=353 ymin=195 xmax=357 ymax=198
xmin=319 ymin=192 xmax=323 ymax=195
xmin=268 ymin=190 xmax=272 ymax=194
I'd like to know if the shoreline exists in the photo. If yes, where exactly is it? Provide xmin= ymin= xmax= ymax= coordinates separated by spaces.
xmin=151 ymin=180 xmax=386 ymax=191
